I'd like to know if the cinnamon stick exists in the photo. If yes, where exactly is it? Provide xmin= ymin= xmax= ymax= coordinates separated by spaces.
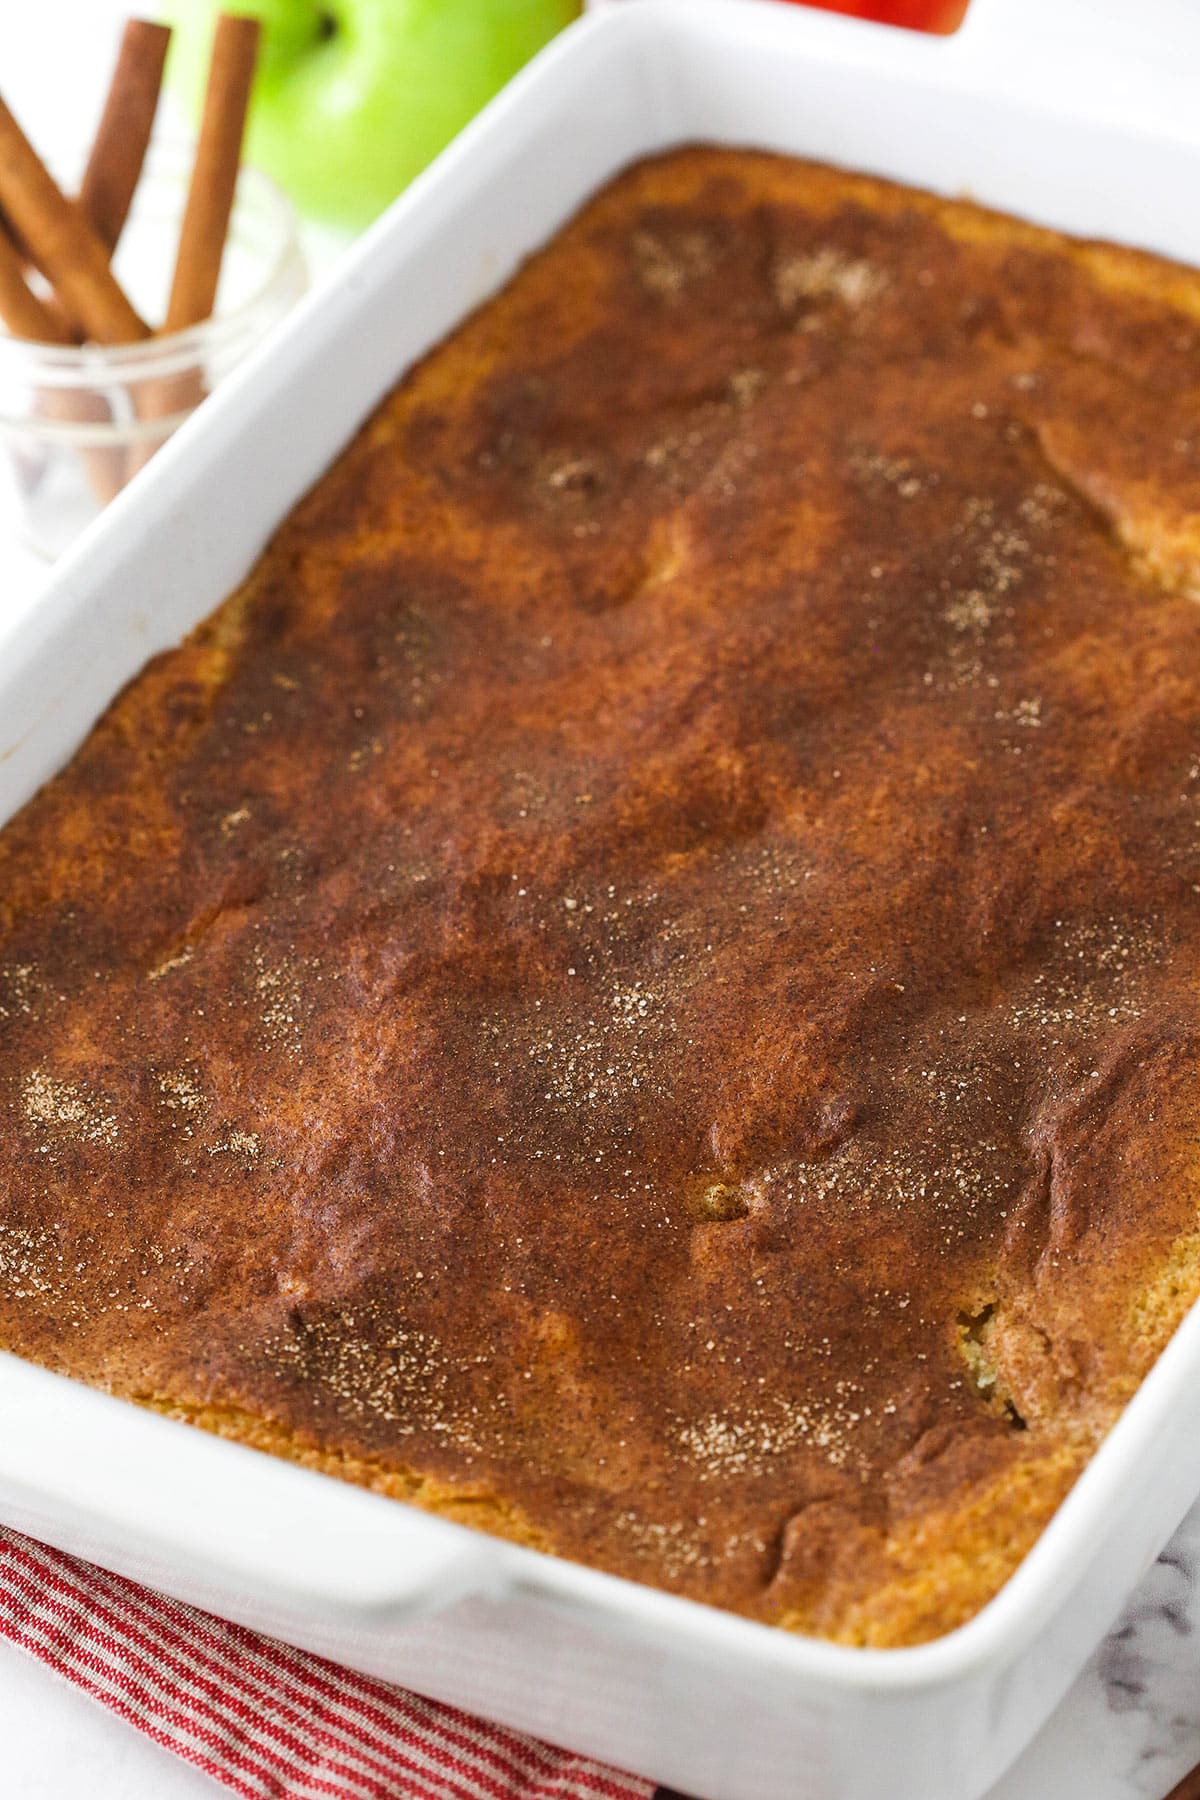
xmin=79 ymin=18 xmax=171 ymax=255
xmin=124 ymin=12 xmax=261 ymax=483
xmin=0 ymin=26 xmax=168 ymax=509
xmin=165 ymin=13 xmax=261 ymax=330
xmin=61 ymin=19 xmax=173 ymax=502
xmin=0 ymin=21 xmax=168 ymax=352
xmin=0 ymin=225 xmax=72 ymax=344
xmin=0 ymin=95 xmax=148 ymax=343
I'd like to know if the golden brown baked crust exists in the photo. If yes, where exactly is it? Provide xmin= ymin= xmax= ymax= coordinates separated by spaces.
xmin=3 ymin=147 xmax=1200 ymax=1646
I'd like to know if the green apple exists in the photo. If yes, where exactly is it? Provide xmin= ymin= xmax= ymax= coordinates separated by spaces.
xmin=166 ymin=0 xmax=581 ymax=229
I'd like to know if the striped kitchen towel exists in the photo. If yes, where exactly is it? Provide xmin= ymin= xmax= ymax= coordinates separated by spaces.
xmin=0 ymin=1526 xmax=653 ymax=1800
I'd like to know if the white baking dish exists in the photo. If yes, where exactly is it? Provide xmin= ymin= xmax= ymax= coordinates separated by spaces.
xmin=3 ymin=3 xmax=1200 ymax=1795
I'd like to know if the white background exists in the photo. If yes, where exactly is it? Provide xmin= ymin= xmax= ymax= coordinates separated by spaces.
xmin=4 ymin=4 xmax=1200 ymax=1798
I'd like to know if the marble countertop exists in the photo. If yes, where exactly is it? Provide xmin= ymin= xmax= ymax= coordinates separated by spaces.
xmin=989 ymin=1503 xmax=1200 ymax=1800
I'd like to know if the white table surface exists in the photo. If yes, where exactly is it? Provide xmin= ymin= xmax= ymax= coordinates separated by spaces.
xmin=4 ymin=5 xmax=1200 ymax=1798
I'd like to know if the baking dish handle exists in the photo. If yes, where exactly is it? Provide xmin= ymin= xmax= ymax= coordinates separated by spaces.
xmin=0 ymin=1355 xmax=512 ymax=1626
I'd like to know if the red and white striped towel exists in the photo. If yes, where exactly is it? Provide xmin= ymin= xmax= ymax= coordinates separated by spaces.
xmin=0 ymin=1525 xmax=654 ymax=1800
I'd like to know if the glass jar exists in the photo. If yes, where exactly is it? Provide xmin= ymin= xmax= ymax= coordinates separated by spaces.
xmin=0 ymin=143 xmax=307 ymax=558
